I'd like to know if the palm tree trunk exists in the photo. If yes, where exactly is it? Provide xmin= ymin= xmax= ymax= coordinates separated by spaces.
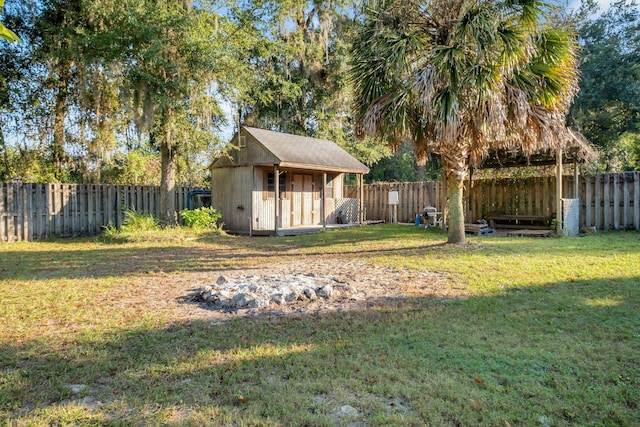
xmin=447 ymin=174 xmax=466 ymax=244
xmin=442 ymin=146 xmax=468 ymax=244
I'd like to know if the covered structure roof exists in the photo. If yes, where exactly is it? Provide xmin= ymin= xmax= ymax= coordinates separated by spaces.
xmin=474 ymin=129 xmax=598 ymax=169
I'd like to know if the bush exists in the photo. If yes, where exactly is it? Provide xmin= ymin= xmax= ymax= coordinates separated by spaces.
xmin=100 ymin=210 xmax=160 ymax=242
xmin=120 ymin=210 xmax=160 ymax=232
xmin=179 ymin=207 xmax=222 ymax=230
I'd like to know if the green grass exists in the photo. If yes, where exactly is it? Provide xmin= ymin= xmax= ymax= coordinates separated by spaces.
xmin=1 ymin=226 xmax=639 ymax=426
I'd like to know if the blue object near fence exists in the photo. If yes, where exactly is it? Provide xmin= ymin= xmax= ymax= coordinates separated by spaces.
xmin=187 ymin=189 xmax=212 ymax=210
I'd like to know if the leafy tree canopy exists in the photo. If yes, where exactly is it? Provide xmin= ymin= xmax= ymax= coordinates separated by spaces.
xmin=571 ymin=0 xmax=640 ymax=171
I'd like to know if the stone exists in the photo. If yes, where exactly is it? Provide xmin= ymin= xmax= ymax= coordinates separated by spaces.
xmin=251 ymin=296 xmax=269 ymax=308
xmin=314 ymin=394 xmax=328 ymax=404
xmin=66 ymin=384 xmax=86 ymax=394
xmin=233 ymin=292 xmax=257 ymax=308
xmin=317 ymin=285 xmax=334 ymax=299
xmin=304 ymin=288 xmax=318 ymax=300
xmin=538 ymin=416 xmax=552 ymax=427
xmin=339 ymin=405 xmax=358 ymax=416
xmin=195 ymin=274 xmax=357 ymax=311
xmin=270 ymin=293 xmax=285 ymax=305
xmin=285 ymin=290 xmax=300 ymax=302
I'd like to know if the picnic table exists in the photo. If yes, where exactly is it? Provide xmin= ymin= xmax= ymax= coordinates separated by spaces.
xmin=485 ymin=214 xmax=553 ymax=230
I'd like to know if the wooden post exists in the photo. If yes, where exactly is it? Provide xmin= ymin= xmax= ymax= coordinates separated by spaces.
xmin=7 ymin=182 xmax=17 ymax=242
xmin=556 ymin=149 xmax=563 ymax=235
xmin=274 ymin=165 xmax=279 ymax=235
xmin=358 ymin=174 xmax=364 ymax=224
xmin=17 ymin=182 xmax=25 ymax=241
xmin=595 ymin=175 xmax=602 ymax=230
xmin=468 ymin=167 xmax=473 ymax=223
xmin=573 ymin=160 xmax=579 ymax=199
xmin=322 ymin=172 xmax=327 ymax=230
xmin=585 ymin=176 xmax=592 ymax=227
xmin=25 ymin=183 xmax=32 ymax=241
xmin=623 ymin=173 xmax=631 ymax=229
xmin=613 ymin=174 xmax=620 ymax=230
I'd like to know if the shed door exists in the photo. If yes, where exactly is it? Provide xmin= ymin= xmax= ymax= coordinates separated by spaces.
xmin=292 ymin=174 xmax=314 ymax=226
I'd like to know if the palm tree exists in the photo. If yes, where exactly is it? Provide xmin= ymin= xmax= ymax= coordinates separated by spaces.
xmin=351 ymin=0 xmax=580 ymax=243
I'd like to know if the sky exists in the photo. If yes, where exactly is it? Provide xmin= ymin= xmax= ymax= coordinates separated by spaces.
xmin=568 ymin=0 xmax=622 ymax=16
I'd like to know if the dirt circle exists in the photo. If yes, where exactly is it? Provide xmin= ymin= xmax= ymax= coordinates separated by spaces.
xmin=139 ymin=256 xmax=454 ymax=322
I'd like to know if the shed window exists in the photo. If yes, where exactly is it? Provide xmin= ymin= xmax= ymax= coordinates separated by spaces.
xmin=265 ymin=172 xmax=287 ymax=198
xmin=325 ymin=174 xmax=335 ymax=199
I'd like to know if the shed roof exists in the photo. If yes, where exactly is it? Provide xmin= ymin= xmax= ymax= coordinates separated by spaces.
xmin=242 ymin=127 xmax=369 ymax=173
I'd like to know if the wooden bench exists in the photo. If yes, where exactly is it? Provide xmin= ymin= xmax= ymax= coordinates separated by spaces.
xmin=485 ymin=214 xmax=554 ymax=230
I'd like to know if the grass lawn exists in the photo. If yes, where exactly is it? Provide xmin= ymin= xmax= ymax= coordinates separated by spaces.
xmin=1 ymin=226 xmax=639 ymax=426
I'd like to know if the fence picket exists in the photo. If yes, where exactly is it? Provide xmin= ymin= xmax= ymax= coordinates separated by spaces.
xmin=635 ymin=172 xmax=640 ymax=231
xmin=624 ymin=174 xmax=631 ymax=229
xmin=613 ymin=174 xmax=621 ymax=230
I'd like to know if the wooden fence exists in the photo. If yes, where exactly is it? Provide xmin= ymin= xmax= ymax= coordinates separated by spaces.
xmin=345 ymin=181 xmax=444 ymax=224
xmin=0 ymin=183 xmax=205 ymax=242
xmin=347 ymin=172 xmax=640 ymax=231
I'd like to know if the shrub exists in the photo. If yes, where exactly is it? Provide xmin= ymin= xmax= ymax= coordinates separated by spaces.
xmin=120 ymin=210 xmax=160 ymax=232
xmin=179 ymin=207 xmax=222 ymax=230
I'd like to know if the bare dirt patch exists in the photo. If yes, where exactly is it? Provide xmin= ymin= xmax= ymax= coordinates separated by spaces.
xmin=112 ymin=253 xmax=456 ymax=323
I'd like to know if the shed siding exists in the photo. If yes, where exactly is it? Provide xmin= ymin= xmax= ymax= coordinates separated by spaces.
xmin=253 ymin=168 xmax=294 ymax=230
xmin=239 ymin=131 xmax=279 ymax=166
xmin=211 ymin=166 xmax=252 ymax=232
xmin=212 ymin=130 xmax=278 ymax=168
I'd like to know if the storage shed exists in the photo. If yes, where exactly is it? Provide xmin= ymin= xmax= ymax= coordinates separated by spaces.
xmin=210 ymin=127 xmax=370 ymax=235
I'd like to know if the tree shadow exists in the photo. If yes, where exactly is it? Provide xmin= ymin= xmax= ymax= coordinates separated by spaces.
xmin=2 ymin=227 xmax=638 ymax=282
xmin=1 ymin=276 xmax=638 ymax=425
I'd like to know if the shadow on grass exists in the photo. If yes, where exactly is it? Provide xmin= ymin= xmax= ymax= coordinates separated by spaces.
xmin=1 ymin=276 xmax=638 ymax=425
xmin=3 ymin=226 xmax=638 ymax=282
xmin=1 ymin=226 xmax=447 ymax=281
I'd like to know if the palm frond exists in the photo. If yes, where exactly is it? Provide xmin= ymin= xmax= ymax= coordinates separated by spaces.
xmin=351 ymin=0 xmax=589 ymax=171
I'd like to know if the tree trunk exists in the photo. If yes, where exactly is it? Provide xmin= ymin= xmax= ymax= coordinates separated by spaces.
xmin=447 ymin=174 xmax=466 ymax=244
xmin=52 ymin=62 xmax=69 ymax=175
xmin=414 ymin=161 xmax=425 ymax=182
xmin=160 ymin=141 xmax=177 ymax=227
xmin=0 ymin=126 xmax=9 ymax=180
xmin=441 ymin=144 xmax=469 ymax=244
